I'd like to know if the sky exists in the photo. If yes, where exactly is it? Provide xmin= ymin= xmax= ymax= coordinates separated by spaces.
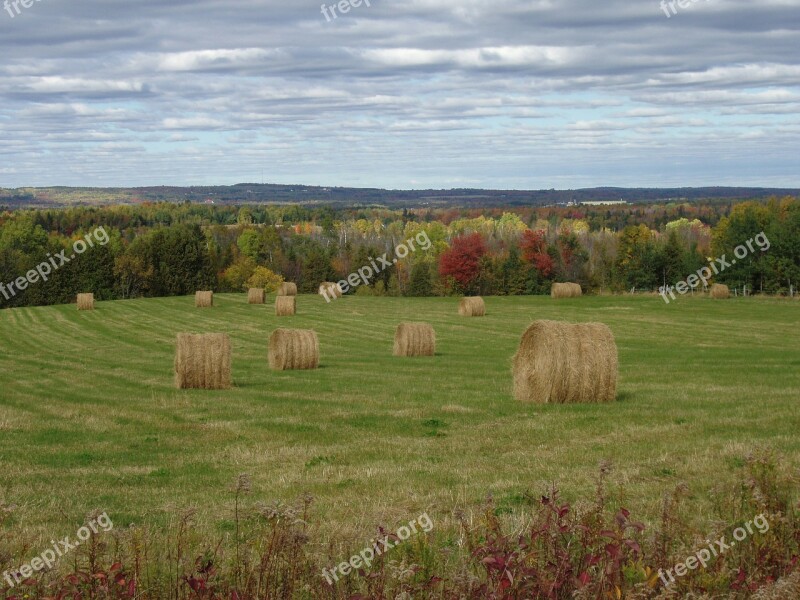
xmin=1 ymin=0 xmax=799 ymax=190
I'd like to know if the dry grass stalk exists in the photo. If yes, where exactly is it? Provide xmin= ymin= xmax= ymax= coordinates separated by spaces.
xmin=174 ymin=333 xmax=232 ymax=390
xmin=393 ymin=322 xmax=436 ymax=357
xmin=268 ymin=328 xmax=319 ymax=370
xmin=458 ymin=297 xmax=486 ymax=317
xmin=512 ymin=320 xmax=617 ymax=404
xmin=751 ymin=571 xmax=800 ymax=600
xmin=275 ymin=296 xmax=297 ymax=316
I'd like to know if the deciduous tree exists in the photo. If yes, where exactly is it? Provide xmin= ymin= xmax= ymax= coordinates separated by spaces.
xmin=438 ymin=233 xmax=486 ymax=293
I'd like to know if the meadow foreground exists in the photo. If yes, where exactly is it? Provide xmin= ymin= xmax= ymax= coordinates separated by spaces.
xmin=1 ymin=294 xmax=798 ymax=597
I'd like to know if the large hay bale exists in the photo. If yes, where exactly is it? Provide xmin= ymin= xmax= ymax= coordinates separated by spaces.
xmin=512 ymin=320 xmax=617 ymax=404
xmin=247 ymin=288 xmax=265 ymax=304
xmin=174 ymin=333 xmax=232 ymax=390
xmin=710 ymin=283 xmax=730 ymax=299
xmin=458 ymin=296 xmax=486 ymax=317
xmin=393 ymin=322 xmax=436 ymax=357
xmin=551 ymin=283 xmax=583 ymax=298
xmin=268 ymin=328 xmax=319 ymax=370
xmin=318 ymin=282 xmax=342 ymax=299
xmin=278 ymin=282 xmax=298 ymax=296
xmin=77 ymin=293 xmax=95 ymax=311
xmin=195 ymin=291 xmax=214 ymax=308
xmin=275 ymin=296 xmax=297 ymax=316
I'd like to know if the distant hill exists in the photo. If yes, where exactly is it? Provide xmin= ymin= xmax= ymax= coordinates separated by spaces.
xmin=1 ymin=184 xmax=798 ymax=209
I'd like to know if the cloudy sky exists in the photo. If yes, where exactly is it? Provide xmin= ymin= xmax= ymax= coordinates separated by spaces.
xmin=1 ymin=0 xmax=799 ymax=189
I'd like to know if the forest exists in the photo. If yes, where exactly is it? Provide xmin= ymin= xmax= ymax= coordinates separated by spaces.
xmin=0 ymin=197 xmax=798 ymax=308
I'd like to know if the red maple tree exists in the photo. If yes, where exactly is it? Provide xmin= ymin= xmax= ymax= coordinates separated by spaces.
xmin=520 ymin=229 xmax=554 ymax=277
xmin=438 ymin=233 xmax=487 ymax=288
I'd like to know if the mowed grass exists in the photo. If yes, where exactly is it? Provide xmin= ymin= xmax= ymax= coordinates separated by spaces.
xmin=0 ymin=294 xmax=799 ymax=551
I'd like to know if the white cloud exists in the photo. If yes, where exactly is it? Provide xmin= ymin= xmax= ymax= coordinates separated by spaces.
xmin=0 ymin=0 xmax=798 ymax=187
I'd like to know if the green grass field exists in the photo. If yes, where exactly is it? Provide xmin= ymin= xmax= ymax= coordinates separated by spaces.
xmin=1 ymin=294 xmax=799 ymax=553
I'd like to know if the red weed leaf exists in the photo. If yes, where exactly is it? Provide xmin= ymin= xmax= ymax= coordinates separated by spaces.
xmin=599 ymin=530 xmax=617 ymax=539
xmin=624 ymin=540 xmax=641 ymax=554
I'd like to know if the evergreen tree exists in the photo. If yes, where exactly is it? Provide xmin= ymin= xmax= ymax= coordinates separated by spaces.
xmin=660 ymin=230 xmax=686 ymax=289
xmin=301 ymin=247 xmax=336 ymax=293
xmin=499 ymin=246 xmax=527 ymax=295
xmin=408 ymin=261 xmax=434 ymax=296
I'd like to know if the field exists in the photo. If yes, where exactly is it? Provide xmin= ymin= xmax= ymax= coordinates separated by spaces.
xmin=1 ymin=294 xmax=799 ymax=557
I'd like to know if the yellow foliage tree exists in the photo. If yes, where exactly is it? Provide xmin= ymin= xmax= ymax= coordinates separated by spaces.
xmin=222 ymin=256 xmax=256 ymax=291
xmin=246 ymin=266 xmax=283 ymax=293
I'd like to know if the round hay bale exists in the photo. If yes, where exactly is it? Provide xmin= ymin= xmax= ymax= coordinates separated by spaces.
xmin=268 ymin=328 xmax=319 ymax=370
xmin=393 ymin=322 xmax=436 ymax=357
xmin=247 ymin=288 xmax=265 ymax=304
xmin=551 ymin=283 xmax=582 ymax=299
xmin=278 ymin=282 xmax=298 ymax=296
xmin=458 ymin=296 xmax=486 ymax=317
xmin=318 ymin=282 xmax=342 ymax=299
xmin=195 ymin=291 xmax=214 ymax=308
xmin=275 ymin=296 xmax=297 ymax=317
xmin=77 ymin=293 xmax=95 ymax=311
xmin=174 ymin=333 xmax=232 ymax=390
xmin=512 ymin=320 xmax=617 ymax=404
xmin=710 ymin=283 xmax=730 ymax=299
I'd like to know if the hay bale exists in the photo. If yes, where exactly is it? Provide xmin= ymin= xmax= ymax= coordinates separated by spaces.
xmin=458 ymin=296 xmax=486 ymax=317
xmin=174 ymin=333 xmax=232 ymax=390
xmin=275 ymin=296 xmax=297 ymax=316
xmin=247 ymin=288 xmax=265 ymax=304
xmin=393 ymin=322 xmax=436 ymax=357
xmin=195 ymin=291 xmax=214 ymax=308
xmin=77 ymin=293 xmax=95 ymax=311
xmin=512 ymin=320 xmax=617 ymax=404
xmin=551 ymin=283 xmax=583 ymax=298
xmin=710 ymin=283 xmax=730 ymax=299
xmin=268 ymin=328 xmax=319 ymax=370
xmin=278 ymin=282 xmax=298 ymax=296
xmin=318 ymin=282 xmax=342 ymax=299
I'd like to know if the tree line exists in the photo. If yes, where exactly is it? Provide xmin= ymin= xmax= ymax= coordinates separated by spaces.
xmin=0 ymin=197 xmax=797 ymax=309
